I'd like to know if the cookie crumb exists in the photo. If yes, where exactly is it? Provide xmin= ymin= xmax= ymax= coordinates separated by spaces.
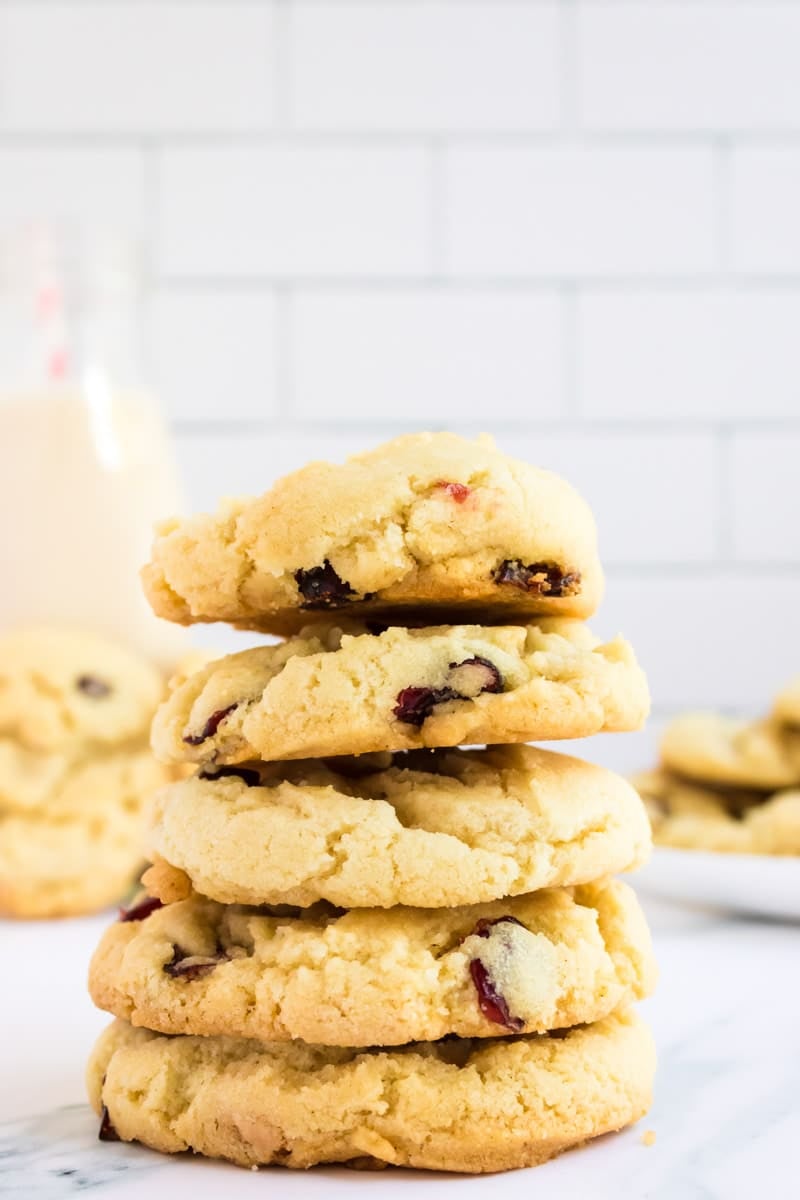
xmin=641 ymin=1129 xmax=656 ymax=1147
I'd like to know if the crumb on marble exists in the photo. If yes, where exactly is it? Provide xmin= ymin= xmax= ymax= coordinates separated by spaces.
xmin=641 ymin=1129 xmax=657 ymax=1147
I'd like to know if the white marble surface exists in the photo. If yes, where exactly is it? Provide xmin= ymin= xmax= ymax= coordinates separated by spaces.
xmin=1 ymin=892 xmax=798 ymax=1200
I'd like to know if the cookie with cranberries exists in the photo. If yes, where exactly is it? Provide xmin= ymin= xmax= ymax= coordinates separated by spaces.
xmin=88 ymin=879 xmax=655 ymax=1046
xmin=152 ymin=619 xmax=649 ymax=767
xmin=142 ymin=432 xmax=603 ymax=634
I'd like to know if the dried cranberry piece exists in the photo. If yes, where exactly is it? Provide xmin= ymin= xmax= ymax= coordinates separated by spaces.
xmin=394 ymin=656 xmax=503 ymax=726
xmin=466 ymin=916 xmax=527 ymax=1032
xmin=98 ymin=1105 xmax=120 ymax=1142
xmin=119 ymin=895 xmax=164 ymax=923
xmin=163 ymin=944 xmax=227 ymax=981
xmin=393 ymin=685 xmax=456 ymax=727
xmin=469 ymin=959 xmax=524 ymax=1032
xmin=198 ymin=764 xmax=261 ymax=787
xmin=295 ymin=561 xmax=356 ymax=609
xmin=435 ymin=480 xmax=471 ymax=503
xmin=446 ymin=656 xmax=503 ymax=698
xmin=471 ymin=915 xmax=526 ymax=939
xmin=183 ymin=703 xmax=237 ymax=746
xmin=76 ymin=675 xmax=112 ymax=698
xmin=493 ymin=559 xmax=581 ymax=598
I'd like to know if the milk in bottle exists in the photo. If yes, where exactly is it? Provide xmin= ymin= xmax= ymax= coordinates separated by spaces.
xmin=0 ymin=225 xmax=187 ymax=665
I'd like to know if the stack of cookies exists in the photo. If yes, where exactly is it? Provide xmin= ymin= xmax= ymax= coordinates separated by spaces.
xmin=88 ymin=433 xmax=657 ymax=1174
xmin=636 ymin=685 xmax=800 ymax=856
xmin=0 ymin=627 xmax=173 ymax=918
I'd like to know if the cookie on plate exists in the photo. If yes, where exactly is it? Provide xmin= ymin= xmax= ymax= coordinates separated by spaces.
xmin=89 ymin=878 xmax=655 ymax=1046
xmin=773 ymin=677 xmax=800 ymax=730
xmin=142 ymin=432 xmax=604 ymax=635
xmin=88 ymin=1008 xmax=654 ymax=1173
xmin=0 ymin=747 xmax=170 ymax=918
xmin=143 ymin=745 xmax=651 ymax=909
xmin=745 ymin=791 xmax=800 ymax=855
xmin=634 ymin=768 xmax=800 ymax=856
xmin=659 ymin=712 xmax=800 ymax=792
xmin=151 ymin=620 xmax=649 ymax=766
xmin=0 ymin=627 xmax=164 ymax=754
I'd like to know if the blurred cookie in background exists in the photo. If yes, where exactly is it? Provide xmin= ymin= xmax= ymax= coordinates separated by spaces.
xmin=0 ymin=746 xmax=171 ymax=918
xmin=633 ymin=768 xmax=800 ymax=857
xmin=773 ymin=677 xmax=800 ymax=732
xmin=0 ymin=628 xmax=198 ymax=919
xmin=635 ymin=680 xmax=800 ymax=858
xmin=659 ymin=712 xmax=800 ymax=792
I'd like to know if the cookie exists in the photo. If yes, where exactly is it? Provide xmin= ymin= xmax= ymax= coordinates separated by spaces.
xmin=0 ymin=739 xmax=81 ymax=814
xmin=88 ymin=1008 xmax=654 ymax=1173
xmin=773 ymin=677 xmax=800 ymax=729
xmin=151 ymin=620 xmax=649 ymax=766
xmin=142 ymin=432 xmax=604 ymax=636
xmin=0 ymin=737 xmax=175 ymax=815
xmin=745 ymin=791 xmax=800 ymax=855
xmin=660 ymin=712 xmax=800 ymax=791
xmin=143 ymin=745 xmax=652 ymax=909
xmin=634 ymin=768 xmax=800 ymax=856
xmin=89 ymin=878 xmax=655 ymax=1046
xmin=0 ymin=748 xmax=170 ymax=918
xmin=0 ymin=627 xmax=164 ymax=753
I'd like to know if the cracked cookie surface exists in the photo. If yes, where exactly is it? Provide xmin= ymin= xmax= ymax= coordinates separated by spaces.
xmin=142 ymin=432 xmax=603 ymax=634
xmin=87 ymin=1008 xmax=655 ymax=1173
xmin=89 ymin=879 xmax=655 ymax=1045
xmin=660 ymin=712 xmax=800 ymax=791
xmin=0 ymin=627 xmax=164 ymax=754
xmin=151 ymin=619 xmax=649 ymax=766
xmin=144 ymin=745 xmax=651 ymax=909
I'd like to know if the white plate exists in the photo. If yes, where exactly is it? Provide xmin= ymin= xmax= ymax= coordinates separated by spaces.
xmin=634 ymin=846 xmax=800 ymax=921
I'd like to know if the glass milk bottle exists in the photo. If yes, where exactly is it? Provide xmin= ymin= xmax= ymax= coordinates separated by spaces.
xmin=0 ymin=224 xmax=187 ymax=665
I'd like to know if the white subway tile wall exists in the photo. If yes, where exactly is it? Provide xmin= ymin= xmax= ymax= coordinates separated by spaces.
xmin=444 ymin=147 xmax=717 ymax=277
xmin=1 ymin=0 xmax=798 ymax=764
xmin=291 ymin=289 xmax=565 ymax=422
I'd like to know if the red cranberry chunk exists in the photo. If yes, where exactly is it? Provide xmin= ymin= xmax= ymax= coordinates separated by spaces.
xmin=393 ymin=685 xmax=456 ymax=727
xmin=446 ymin=656 xmax=503 ymax=698
xmin=76 ymin=675 xmax=112 ymax=698
xmin=163 ymin=945 xmax=227 ymax=980
xmin=493 ymin=559 xmax=581 ymax=598
xmin=295 ymin=561 xmax=356 ymax=608
xmin=435 ymin=480 xmax=471 ymax=503
xmin=119 ymin=895 xmax=164 ymax=923
xmin=199 ymin=765 xmax=261 ymax=787
xmin=471 ymin=915 xmax=526 ymax=939
xmin=468 ymin=959 xmax=524 ymax=1032
xmin=394 ymin=657 xmax=503 ymax=726
xmin=183 ymin=703 xmax=238 ymax=747
xmin=98 ymin=1106 xmax=120 ymax=1142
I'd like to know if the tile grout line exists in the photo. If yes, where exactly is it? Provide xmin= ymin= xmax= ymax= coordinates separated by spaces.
xmin=166 ymin=420 xmax=800 ymax=448
xmin=272 ymin=0 xmax=292 ymax=133
xmin=152 ymin=273 xmax=800 ymax=290
xmin=560 ymin=284 xmax=579 ymax=418
xmin=426 ymin=138 xmax=447 ymax=281
xmin=558 ymin=0 xmax=580 ymax=136
xmin=715 ymin=424 xmax=735 ymax=562
xmin=713 ymin=136 xmax=733 ymax=273
xmin=140 ymin=138 xmax=160 ymax=381
xmin=5 ymin=130 xmax=800 ymax=147
xmin=273 ymin=284 xmax=293 ymax=420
